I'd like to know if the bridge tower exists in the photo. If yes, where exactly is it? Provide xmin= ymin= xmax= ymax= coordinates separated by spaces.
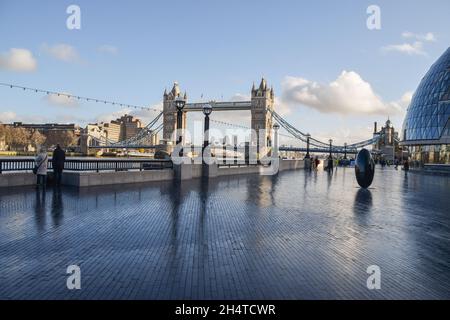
xmin=251 ymin=78 xmax=274 ymax=156
xmin=162 ymin=82 xmax=187 ymax=144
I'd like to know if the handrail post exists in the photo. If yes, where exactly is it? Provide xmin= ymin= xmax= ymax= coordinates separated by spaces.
xmin=223 ymin=141 xmax=226 ymax=164
xmin=96 ymin=161 xmax=99 ymax=173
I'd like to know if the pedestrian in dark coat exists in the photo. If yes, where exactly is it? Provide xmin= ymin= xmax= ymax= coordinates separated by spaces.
xmin=52 ymin=144 xmax=66 ymax=186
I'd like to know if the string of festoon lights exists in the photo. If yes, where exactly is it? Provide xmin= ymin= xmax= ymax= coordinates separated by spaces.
xmin=0 ymin=82 xmax=162 ymax=113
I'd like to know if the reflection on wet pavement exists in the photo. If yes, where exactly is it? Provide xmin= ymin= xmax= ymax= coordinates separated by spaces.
xmin=0 ymin=167 xmax=449 ymax=299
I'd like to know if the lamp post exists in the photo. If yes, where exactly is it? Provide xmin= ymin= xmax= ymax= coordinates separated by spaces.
xmin=174 ymin=96 xmax=186 ymax=156
xmin=344 ymin=142 xmax=347 ymax=160
xmin=392 ymin=139 xmax=396 ymax=165
xmin=329 ymin=139 xmax=333 ymax=158
xmin=305 ymin=133 xmax=311 ymax=159
xmin=202 ymin=104 xmax=213 ymax=165
xmin=273 ymin=123 xmax=280 ymax=159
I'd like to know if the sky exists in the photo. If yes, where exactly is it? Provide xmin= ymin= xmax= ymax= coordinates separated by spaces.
xmin=0 ymin=0 xmax=449 ymax=145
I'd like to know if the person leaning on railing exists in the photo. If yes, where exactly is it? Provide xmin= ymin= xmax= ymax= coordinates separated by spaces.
xmin=34 ymin=147 xmax=48 ymax=188
xmin=52 ymin=144 xmax=66 ymax=186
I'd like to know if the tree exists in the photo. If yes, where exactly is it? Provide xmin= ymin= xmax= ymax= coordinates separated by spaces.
xmin=9 ymin=127 xmax=30 ymax=151
xmin=45 ymin=130 xmax=78 ymax=148
xmin=3 ymin=126 xmax=13 ymax=150
xmin=0 ymin=124 xmax=7 ymax=151
xmin=60 ymin=131 xmax=78 ymax=148
xmin=0 ymin=124 xmax=5 ymax=139
xmin=30 ymin=130 xmax=46 ymax=149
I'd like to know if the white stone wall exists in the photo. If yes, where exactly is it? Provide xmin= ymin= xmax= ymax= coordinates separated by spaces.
xmin=0 ymin=160 xmax=304 ymax=188
xmin=0 ymin=172 xmax=36 ymax=187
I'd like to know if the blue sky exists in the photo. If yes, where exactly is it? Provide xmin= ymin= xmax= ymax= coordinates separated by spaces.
xmin=0 ymin=0 xmax=449 ymax=144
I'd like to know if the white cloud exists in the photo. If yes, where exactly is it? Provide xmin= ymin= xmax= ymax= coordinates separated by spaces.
xmin=44 ymin=92 xmax=79 ymax=107
xmin=281 ymin=71 xmax=409 ymax=116
xmin=95 ymin=109 xmax=129 ymax=124
xmin=0 ymin=110 xmax=48 ymax=124
xmin=97 ymin=45 xmax=118 ymax=55
xmin=0 ymin=48 xmax=37 ymax=72
xmin=1 ymin=106 xmax=88 ymax=125
xmin=0 ymin=111 xmax=18 ymax=123
xmin=41 ymin=43 xmax=80 ymax=62
xmin=274 ymin=96 xmax=292 ymax=116
xmin=229 ymin=93 xmax=250 ymax=102
xmin=381 ymin=41 xmax=426 ymax=56
xmin=229 ymin=93 xmax=291 ymax=117
xmin=381 ymin=31 xmax=436 ymax=56
xmin=402 ymin=31 xmax=436 ymax=42
xmin=388 ymin=91 xmax=413 ymax=115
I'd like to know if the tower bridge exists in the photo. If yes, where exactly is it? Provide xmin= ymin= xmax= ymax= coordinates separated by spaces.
xmin=162 ymin=79 xmax=274 ymax=155
xmin=83 ymin=78 xmax=384 ymax=156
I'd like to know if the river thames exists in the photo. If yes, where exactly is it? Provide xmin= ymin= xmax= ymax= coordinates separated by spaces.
xmin=0 ymin=167 xmax=449 ymax=299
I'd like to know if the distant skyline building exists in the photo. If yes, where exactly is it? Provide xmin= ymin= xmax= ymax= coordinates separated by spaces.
xmin=85 ymin=121 xmax=121 ymax=144
xmin=372 ymin=119 xmax=407 ymax=162
xmin=118 ymin=114 xmax=144 ymax=141
xmin=85 ymin=114 xmax=143 ymax=144
xmin=103 ymin=121 xmax=121 ymax=142
xmin=80 ymin=113 xmax=158 ymax=154
xmin=401 ymin=47 xmax=450 ymax=165
xmin=11 ymin=122 xmax=80 ymax=136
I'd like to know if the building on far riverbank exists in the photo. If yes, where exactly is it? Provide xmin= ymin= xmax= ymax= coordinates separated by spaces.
xmin=372 ymin=119 xmax=408 ymax=163
xmin=0 ymin=122 xmax=80 ymax=152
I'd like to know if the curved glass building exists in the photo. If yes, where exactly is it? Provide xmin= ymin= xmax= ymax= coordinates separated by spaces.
xmin=401 ymin=47 xmax=450 ymax=164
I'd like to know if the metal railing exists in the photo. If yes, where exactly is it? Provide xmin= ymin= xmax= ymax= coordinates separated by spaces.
xmin=218 ymin=162 xmax=261 ymax=168
xmin=0 ymin=158 xmax=173 ymax=174
xmin=217 ymin=158 xmax=267 ymax=168
xmin=0 ymin=158 xmax=37 ymax=173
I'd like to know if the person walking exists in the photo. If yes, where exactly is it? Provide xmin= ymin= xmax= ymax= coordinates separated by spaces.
xmin=403 ymin=159 xmax=410 ymax=172
xmin=52 ymin=144 xmax=66 ymax=187
xmin=314 ymin=157 xmax=320 ymax=171
xmin=34 ymin=147 xmax=48 ymax=188
xmin=327 ymin=156 xmax=334 ymax=173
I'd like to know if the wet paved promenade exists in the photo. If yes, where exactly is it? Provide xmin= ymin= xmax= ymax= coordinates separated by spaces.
xmin=0 ymin=167 xmax=449 ymax=299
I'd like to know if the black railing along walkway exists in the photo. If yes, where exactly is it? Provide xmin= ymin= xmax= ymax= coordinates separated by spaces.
xmin=0 ymin=158 xmax=173 ymax=174
xmin=217 ymin=158 xmax=270 ymax=168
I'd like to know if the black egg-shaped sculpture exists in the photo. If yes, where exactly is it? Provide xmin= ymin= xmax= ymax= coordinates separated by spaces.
xmin=355 ymin=148 xmax=375 ymax=188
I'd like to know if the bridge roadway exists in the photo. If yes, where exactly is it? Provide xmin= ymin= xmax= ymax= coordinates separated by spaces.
xmin=279 ymin=146 xmax=358 ymax=154
xmin=184 ymin=101 xmax=252 ymax=111
xmin=88 ymin=144 xmax=359 ymax=154
xmin=0 ymin=167 xmax=449 ymax=299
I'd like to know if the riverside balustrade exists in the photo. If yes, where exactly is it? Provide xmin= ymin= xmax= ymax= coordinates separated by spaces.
xmin=0 ymin=158 xmax=173 ymax=174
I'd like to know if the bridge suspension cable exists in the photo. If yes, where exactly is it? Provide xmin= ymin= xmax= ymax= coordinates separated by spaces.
xmin=153 ymin=123 xmax=163 ymax=135
xmin=269 ymin=109 xmax=384 ymax=150
xmin=209 ymin=119 xmax=305 ymax=146
xmin=270 ymin=110 xmax=334 ymax=148
xmin=89 ymin=111 xmax=163 ymax=148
